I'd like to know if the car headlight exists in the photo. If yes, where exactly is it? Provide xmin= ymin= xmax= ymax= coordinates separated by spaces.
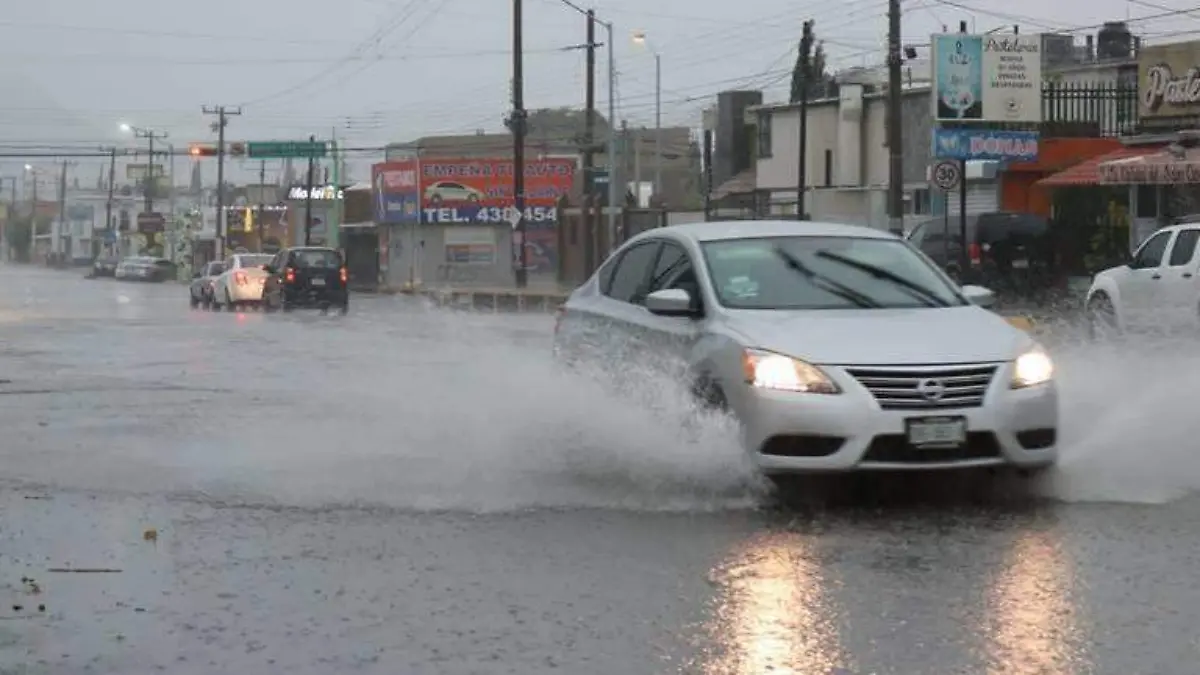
xmin=1011 ymin=347 xmax=1053 ymax=389
xmin=741 ymin=348 xmax=840 ymax=394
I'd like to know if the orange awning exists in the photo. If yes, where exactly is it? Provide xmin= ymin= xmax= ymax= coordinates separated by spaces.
xmin=1036 ymin=144 xmax=1165 ymax=188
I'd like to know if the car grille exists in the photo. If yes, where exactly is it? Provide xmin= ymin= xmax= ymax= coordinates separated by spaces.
xmin=843 ymin=363 xmax=999 ymax=410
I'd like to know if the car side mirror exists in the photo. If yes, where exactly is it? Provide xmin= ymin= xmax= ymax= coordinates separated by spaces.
xmin=961 ymin=284 xmax=995 ymax=308
xmin=645 ymin=288 xmax=697 ymax=317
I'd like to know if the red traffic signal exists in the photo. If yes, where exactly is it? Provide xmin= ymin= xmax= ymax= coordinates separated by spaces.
xmin=189 ymin=144 xmax=217 ymax=157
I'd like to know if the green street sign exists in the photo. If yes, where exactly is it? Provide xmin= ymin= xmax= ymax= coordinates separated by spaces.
xmin=247 ymin=141 xmax=327 ymax=159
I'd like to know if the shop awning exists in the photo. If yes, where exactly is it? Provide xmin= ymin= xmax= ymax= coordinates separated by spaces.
xmin=1036 ymin=144 xmax=1165 ymax=188
xmin=1098 ymin=145 xmax=1200 ymax=185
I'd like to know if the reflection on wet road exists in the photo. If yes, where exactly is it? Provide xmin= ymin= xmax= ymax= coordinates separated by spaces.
xmin=1 ymin=265 xmax=1199 ymax=674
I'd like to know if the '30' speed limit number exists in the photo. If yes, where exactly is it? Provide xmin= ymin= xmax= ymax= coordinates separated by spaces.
xmin=933 ymin=161 xmax=961 ymax=191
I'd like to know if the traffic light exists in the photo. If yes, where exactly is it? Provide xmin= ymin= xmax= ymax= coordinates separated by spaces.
xmin=189 ymin=144 xmax=217 ymax=157
xmin=228 ymin=142 xmax=246 ymax=157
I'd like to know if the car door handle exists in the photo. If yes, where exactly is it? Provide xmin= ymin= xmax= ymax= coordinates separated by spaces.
xmin=1151 ymin=274 xmax=1161 ymax=279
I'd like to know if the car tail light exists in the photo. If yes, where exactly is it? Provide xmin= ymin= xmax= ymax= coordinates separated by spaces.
xmin=234 ymin=271 xmax=248 ymax=285
xmin=968 ymin=243 xmax=982 ymax=266
xmin=339 ymin=267 xmax=348 ymax=284
xmin=285 ymin=267 xmax=295 ymax=283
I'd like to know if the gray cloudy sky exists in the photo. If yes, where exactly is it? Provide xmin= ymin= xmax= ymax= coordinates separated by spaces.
xmin=0 ymin=0 xmax=1195 ymax=184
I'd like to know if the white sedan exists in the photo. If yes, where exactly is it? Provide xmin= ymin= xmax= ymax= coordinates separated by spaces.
xmin=211 ymin=253 xmax=274 ymax=311
xmin=553 ymin=220 xmax=1058 ymax=482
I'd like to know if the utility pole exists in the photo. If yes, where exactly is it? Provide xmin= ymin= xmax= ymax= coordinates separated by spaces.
xmin=603 ymin=19 xmax=616 ymax=251
xmin=55 ymin=160 xmax=68 ymax=264
xmin=304 ymin=134 xmax=316 ymax=245
xmin=582 ymin=8 xmax=597 ymax=274
xmin=102 ymin=147 xmax=116 ymax=255
xmin=886 ymin=0 xmax=904 ymax=235
xmin=257 ymin=160 xmax=266 ymax=250
xmin=797 ymin=20 xmax=814 ymax=220
xmin=653 ymin=52 xmax=662 ymax=205
xmin=511 ymin=0 xmax=528 ymax=287
xmin=202 ymin=105 xmax=242 ymax=259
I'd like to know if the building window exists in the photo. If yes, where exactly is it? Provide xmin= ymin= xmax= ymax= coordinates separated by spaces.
xmin=757 ymin=113 xmax=772 ymax=158
xmin=1135 ymin=185 xmax=1158 ymax=219
xmin=823 ymin=150 xmax=832 ymax=187
xmin=908 ymin=188 xmax=931 ymax=215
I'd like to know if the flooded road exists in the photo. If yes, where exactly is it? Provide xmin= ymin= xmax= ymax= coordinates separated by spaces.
xmin=1 ymin=264 xmax=1198 ymax=674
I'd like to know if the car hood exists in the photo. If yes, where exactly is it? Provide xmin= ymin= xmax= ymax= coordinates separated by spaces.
xmin=723 ymin=305 xmax=1033 ymax=365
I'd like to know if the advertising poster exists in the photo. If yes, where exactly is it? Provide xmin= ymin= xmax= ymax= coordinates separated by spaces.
xmin=371 ymin=160 xmax=420 ymax=224
xmin=444 ymin=226 xmax=496 ymax=265
xmin=931 ymin=33 xmax=1042 ymax=123
xmin=418 ymin=157 xmax=574 ymax=226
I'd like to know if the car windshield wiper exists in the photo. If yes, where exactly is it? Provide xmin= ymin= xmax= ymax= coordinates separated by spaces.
xmin=772 ymin=247 xmax=881 ymax=309
xmin=813 ymin=249 xmax=952 ymax=308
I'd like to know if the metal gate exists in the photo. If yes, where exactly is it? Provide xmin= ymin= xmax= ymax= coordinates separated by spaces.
xmin=943 ymin=180 xmax=1000 ymax=215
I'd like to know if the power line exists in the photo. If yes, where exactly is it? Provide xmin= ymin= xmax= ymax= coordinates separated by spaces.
xmin=4 ymin=46 xmax=569 ymax=66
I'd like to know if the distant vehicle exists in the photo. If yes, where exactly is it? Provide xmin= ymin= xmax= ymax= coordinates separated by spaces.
xmin=91 ymin=255 xmax=119 ymax=278
xmin=1086 ymin=222 xmax=1200 ymax=337
xmin=261 ymin=247 xmax=349 ymax=314
xmin=553 ymin=220 xmax=1058 ymax=485
xmin=189 ymin=260 xmax=226 ymax=310
xmin=423 ymin=181 xmax=485 ymax=205
xmin=115 ymin=256 xmax=175 ymax=282
xmin=210 ymin=253 xmax=273 ymax=311
xmin=906 ymin=212 xmax=1055 ymax=296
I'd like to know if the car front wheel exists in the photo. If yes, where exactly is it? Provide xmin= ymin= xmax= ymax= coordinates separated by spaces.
xmin=1087 ymin=293 xmax=1120 ymax=340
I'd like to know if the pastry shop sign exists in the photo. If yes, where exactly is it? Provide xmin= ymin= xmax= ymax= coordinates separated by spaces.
xmin=287 ymin=184 xmax=345 ymax=200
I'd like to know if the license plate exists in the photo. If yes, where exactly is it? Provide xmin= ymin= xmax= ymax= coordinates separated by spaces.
xmin=1012 ymin=258 xmax=1029 ymax=269
xmin=905 ymin=416 xmax=967 ymax=448
xmin=310 ymin=278 xmax=326 ymax=286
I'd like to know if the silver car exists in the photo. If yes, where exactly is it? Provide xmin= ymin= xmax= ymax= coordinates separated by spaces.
xmin=553 ymin=220 xmax=1058 ymax=479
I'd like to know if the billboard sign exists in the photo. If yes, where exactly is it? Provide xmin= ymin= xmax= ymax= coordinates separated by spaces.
xmin=931 ymin=33 xmax=1042 ymax=123
xmin=418 ymin=157 xmax=574 ymax=225
xmin=1138 ymin=41 xmax=1200 ymax=122
xmin=372 ymin=160 xmax=420 ymax=224
xmin=287 ymin=185 xmax=345 ymax=200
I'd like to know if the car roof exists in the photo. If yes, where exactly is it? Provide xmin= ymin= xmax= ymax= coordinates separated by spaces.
xmin=637 ymin=220 xmax=897 ymax=244
xmin=288 ymin=246 xmax=339 ymax=252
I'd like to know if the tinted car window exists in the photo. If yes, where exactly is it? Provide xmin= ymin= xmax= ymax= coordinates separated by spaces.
xmin=1133 ymin=230 xmax=1171 ymax=268
xmin=1169 ymin=229 xmax=1200 ymax=266
xmin=207 ymin=262 xmax=226 ymax=275
xmin=290 ymin=249 xmax=343 ymax=268
xmin=605 ymin=242 xmax=659 ymax=304
xmin=976 ymin=213 xmax=1047 ymax=243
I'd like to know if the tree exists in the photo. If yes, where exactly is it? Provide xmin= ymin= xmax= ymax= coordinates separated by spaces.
xmin=790 ymin=28 xmax=838 ymax=103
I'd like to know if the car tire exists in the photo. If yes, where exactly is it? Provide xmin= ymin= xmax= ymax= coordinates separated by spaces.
xmin=338 ymin=300 xmax=349 ymax=316
xmin=224 ymin=289 xmax=236 ymax=311
xmin=1087 ymin=293 xmax=1119 ymax=341
xmin=190 ymin=294 xmax=200 ymax=309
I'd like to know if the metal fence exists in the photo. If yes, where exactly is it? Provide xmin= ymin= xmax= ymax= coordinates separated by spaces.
xmin=940 ymin=82 xmax=1139 ymax=138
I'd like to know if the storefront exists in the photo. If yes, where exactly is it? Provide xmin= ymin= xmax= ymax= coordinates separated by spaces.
xmin=1038 ymin=39 xmax=1200 ymax=254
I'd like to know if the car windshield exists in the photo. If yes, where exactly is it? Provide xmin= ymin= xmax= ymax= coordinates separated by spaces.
xmin=291 ymin=249 xmax=342 ymax=268
xmin=238 ymin=255 xmax=272 ymax=268
xmin=701 ymin=235 xmax=965 ymax=310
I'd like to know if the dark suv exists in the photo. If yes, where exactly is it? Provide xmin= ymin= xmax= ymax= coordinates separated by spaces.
xmin=906 ymin=211 xmax=1055 ymax=296
xmin=261 ymin=247 xmax=349 ymax=314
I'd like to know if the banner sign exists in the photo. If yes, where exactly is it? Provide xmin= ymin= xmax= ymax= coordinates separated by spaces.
xmin=931 ymin=128 xmax=1040 ymax=162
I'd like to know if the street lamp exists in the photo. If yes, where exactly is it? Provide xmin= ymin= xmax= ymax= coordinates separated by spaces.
xmin=119 ymin=122 xmax=168 ymax=213
xmin=632 ymin=30 xmax=662 ymax=205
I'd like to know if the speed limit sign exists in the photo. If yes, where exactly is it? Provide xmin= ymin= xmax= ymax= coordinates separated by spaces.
xmin=933 ymin=160 xmax=961 ymax=191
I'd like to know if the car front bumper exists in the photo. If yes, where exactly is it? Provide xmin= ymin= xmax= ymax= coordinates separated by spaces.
xmin=735 ymin=362 xmax=1058 ymax=474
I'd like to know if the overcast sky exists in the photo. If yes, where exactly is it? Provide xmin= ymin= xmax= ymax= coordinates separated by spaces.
xmin=1 ymin=0 xmax=1196 ymax=187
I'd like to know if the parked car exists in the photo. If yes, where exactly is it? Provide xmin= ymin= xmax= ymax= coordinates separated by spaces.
xmin=553 ymin=220 xmax=1057 ymax=486
xmin=210 ymin=253 xmax=273 ymax=311
xmin=90 ymin=255 xmax=119 ymax=278
xmin=1086 ymin=222 xmax=1200 ymax=337
xmin=261 ymin=247 xmax=349 ymax=314
xmin=906 ymin=212 xmax=1055 ymax=298
xmin=115 ymin=256 xmax=175 ymax=282
xmin=189 ymin=260 xmax=226 ymax=309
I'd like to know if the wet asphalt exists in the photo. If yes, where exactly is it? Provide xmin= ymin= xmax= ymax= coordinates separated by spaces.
xmin=0 ymin=264 xmax=1197 ymax=675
